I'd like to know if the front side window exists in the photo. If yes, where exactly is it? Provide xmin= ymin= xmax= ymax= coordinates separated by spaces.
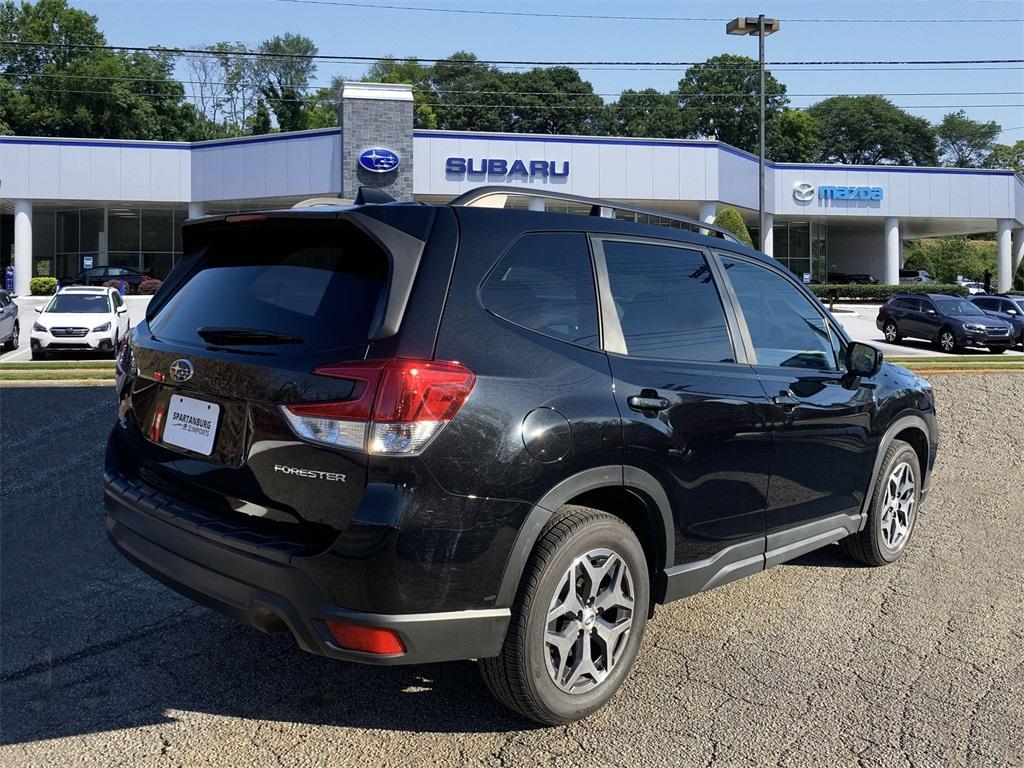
xmin=481 ymin=232 xmax=599 ymax=348
xmin=602 ymin=241 xmax=734 ymax=362
xmin=720 ymin=256 xmax=837 ymax=371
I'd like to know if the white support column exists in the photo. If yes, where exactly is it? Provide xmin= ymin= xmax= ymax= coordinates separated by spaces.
xmin=762 ymin=212 xmax=774 ymax=257
xmin=187 ymin=202 xmax=205 ymax=220
xmin=13 ymin=200 xmax=32 ymax=296
xmin=996 ymin=218 xmax=1013 ymax=292
xmin=698 ymin=201 xmax=716 ymax=235
xmin=1011 ymin=228 xmax=1024 ymax=282
xmin=884 ymin=217 xmax=900 ymax=286
xmin=527 ymin=197 xmax=545 ymax=213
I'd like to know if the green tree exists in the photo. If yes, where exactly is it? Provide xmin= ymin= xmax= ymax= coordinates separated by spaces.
xmin=935 ymin=110 xmax=1000 ymax=167
xmin=714 ymin=207 xmax=754 ymax=248
xmin=903 ymin=237 xmax=996 ymax=283
xmin=808 ymin=96 xmax=938 ymax=166
xmin=0 ymin=0 xmax=203 ymax=140
xmin=248 ymin=99 xmax=272 ymax=135
xmin=610 ymin=88 xmax=682 ymax=138
xmin=364 ymin=57 xmax=438 ymax=128
xmin=676 ymin=54 xmax=788 ymax=153
xmin=768 ymin=109 xmax=821 ymax=163
xmin=503 ymin=67 xmax=607 ymax=135
xmin=984 ymin=140 xmax=1024 ymax=176
xmin=255 ymin=33 xmax=317 ymax=132
xmin=430 ymin=52 xmax=510 ymax=132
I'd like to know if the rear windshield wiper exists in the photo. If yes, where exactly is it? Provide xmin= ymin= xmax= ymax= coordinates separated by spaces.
xmin=196 ymin=326 xmax=304 ymax=345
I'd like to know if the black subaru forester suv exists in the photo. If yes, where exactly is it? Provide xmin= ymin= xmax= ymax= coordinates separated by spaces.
xmin=105 ymin=187 xmax=938 ymax=725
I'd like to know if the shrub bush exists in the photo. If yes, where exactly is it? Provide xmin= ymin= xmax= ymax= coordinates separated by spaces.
xmin=101 ymin=279 xmax=132 ymax=294
xmin=713 ymin=207 xmax=754 ymax=249
xmin=29 ymin=277 xmax=58 ymax=295
xmin=809 ymin=283 xmax=969 ymax=302
xmin=136 ymin=279 xmax=163 ymax=295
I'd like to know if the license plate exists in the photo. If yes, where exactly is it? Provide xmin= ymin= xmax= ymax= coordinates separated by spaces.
xmin=163 ymin=395 xmax=220 ymax=456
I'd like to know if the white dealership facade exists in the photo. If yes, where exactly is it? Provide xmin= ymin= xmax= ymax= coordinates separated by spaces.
xmin=1 ymin=82 xmax=1022 ymax=296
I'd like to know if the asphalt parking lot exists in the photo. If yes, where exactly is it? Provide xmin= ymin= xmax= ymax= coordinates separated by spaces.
xmin=1 ymin=376 xmax=1022 ymax=767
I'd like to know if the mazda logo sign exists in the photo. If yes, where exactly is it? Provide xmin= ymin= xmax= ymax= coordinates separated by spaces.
xmin=793 ymin=182 xmax=814 ymax=202
xmin=169 ymin=359 xmax=194 ymax=383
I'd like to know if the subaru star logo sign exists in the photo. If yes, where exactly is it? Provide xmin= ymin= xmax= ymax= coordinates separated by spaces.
xmin=793 ymin=182 xmax=815 ymax=202
xmin=169 ymin=359 xmax=194 ymax=383
xmin=358 ymin=147 xmax=400 ymax=173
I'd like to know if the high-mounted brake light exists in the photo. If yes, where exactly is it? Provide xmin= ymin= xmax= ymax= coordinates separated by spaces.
xmin=224 ymin=214 xmax=268 ymax=224
xmin=281 ymin=359 xmax=476 ymax=455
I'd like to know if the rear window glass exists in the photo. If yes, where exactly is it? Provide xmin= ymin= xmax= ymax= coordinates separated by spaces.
xmin=149 ymin=221 xmax=388 ymax=352
xmin=481 ymin=232 xmax=599 ymax=348
xmin=46 ymin=293 xmax=111 ymax=313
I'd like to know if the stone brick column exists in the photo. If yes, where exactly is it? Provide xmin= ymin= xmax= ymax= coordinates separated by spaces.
xmin=339 ymin=82 xmax=414 ymax=200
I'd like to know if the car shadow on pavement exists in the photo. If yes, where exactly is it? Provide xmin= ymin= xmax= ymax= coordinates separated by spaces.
xmin=1 ymin=604 xmax=538 ymax=745
xmin=786 ymin=543 xmax=868 ymax=569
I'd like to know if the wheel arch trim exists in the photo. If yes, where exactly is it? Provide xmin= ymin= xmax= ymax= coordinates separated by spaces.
xmin=494 ymin=465 xmax=674 ymax=608
xmin=861 ymin=413 xmax=931 ymax=526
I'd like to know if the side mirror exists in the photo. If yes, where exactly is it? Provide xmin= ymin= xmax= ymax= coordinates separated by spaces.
xmin=116 ymin=306 xmax=127 ymax=314
xmin=1007 ymin=309 xmax=1019 ymax=316
xmin=846 ymin=342 xmax=883 ymax=377
xmin=926 ymin=309 xmax=937 ymax=315
xmin=34 ymin=306 xmax=43 ymax=314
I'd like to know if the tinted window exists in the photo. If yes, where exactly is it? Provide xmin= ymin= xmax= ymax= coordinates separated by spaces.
xmin=603 ymin=241 xmax=733 ymax=362
xmin=721 ymin=257 xmax=837 ymax=370
xmin=935 ymin=297 xmax=983 ymax=316
xmin=150 ymin=221 xmax=388 ymax=352
xmin=46 ymin=293 xmax=111 ymax=314
xmin=481 ymin=233 xmax=599 ymax=348
xmin=973 ymin=298 xmax=994 ymax=310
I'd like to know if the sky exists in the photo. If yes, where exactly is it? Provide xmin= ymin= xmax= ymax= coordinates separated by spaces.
xmin=73 ymin=0 xmax=1024 ymax=141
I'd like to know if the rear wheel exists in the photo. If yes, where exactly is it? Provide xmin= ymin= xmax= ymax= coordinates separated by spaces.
xmin=936 ymin=328 xmax=959 ymax=353
xmin=480 ymin=506 xmax=650 ymax=725
xmin=2 ymin=322 xmax=18 ymax=352
xmin=882 ymin=320 xmax=901 ymax=344
xmin=840 ymin=439 xmax=921 ymax=567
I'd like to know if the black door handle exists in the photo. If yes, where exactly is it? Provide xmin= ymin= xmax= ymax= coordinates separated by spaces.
xmin=772 ymin=392 xmax=800 ymax=410
xmin=627 ymin=392 xmax=670 ymax=412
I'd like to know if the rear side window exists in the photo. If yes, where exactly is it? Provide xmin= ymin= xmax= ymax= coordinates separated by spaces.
xmin=481 ymin=232 xmax=599 ymax=348
xmin=602 ymin=241 xmax=734 ymax=362
xmin=149 ymin=221 xmax=388 ymax=352
xmin=720 ymin=256 xmax=838 ymax=371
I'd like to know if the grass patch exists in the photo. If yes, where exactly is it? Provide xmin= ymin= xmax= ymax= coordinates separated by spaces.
xmin=0 ymin=369 xmax=116 ymax=381
xmin=0 ymin=360 xmax=116 ymax=370
xmin=887 ymin=355 xmax=1023 ymax=364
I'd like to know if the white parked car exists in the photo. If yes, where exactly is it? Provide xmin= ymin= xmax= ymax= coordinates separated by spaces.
xmin=31 ymin=286 xmax=130 ymax=359
xmin=961 ymin=281 xmax=987 ymax=295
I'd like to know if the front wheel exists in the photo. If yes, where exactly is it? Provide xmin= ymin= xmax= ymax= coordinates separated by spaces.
xmin=936 ymin=328 xmax=960 ymax=353
xmin=988 ymin=346 xmax=1007 ymax=354
xmin=30 ymin=347 xmax=47 ymax=361
xmin=480 ymin=506 xmax=650 ymax=725
xmin=2 ymin=322 xmax=18 ymax=352
xmin=840 ymin=439 xmax=921 ymax=567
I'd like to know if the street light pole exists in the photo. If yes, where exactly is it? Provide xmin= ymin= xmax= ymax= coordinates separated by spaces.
xmin=727 ymin=15 xmax=780 ymax=253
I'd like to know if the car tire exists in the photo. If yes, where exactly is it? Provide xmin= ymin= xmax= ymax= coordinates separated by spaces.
xmin=882 ymin=320 xmax=901 ymax=344
xmin=2 ymin=322 xmax=17 ymax=352
xmin=936 ymin=327 xmax=960 ymax=353
xmin=988 ymin=346 xmax=1007 ymax=354
xmin=839 ymin=439 xmax=921 ymax=567
xmin=479 ymin=505 xmax=650 ymax=725
xmin=31 ymin=347 xmax=46 ymax=361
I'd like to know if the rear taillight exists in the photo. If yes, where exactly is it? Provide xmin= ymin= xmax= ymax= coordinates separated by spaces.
xmin=325 ymin=620 xmax=405 ymax=655
xmin=281 ymin=359 xmax=476 ymax=455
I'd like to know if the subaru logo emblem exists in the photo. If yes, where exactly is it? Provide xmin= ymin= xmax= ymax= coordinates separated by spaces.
xmin=793 ymin=182 xmax=814 ymax=202
xmin=358 ymin=147 xmax=400 ymax=173
xmin=169 ymin=359 xmax=194 ymax=383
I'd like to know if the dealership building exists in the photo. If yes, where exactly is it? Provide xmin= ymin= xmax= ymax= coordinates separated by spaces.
xmin=2 ymin=81 xmax=1023 ymax=296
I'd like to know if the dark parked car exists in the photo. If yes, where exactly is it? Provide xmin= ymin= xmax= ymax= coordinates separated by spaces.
xmin=969 ymin=294 xmax=1024 ymax=348
xmin=105 ymin=187 xmax=938 ymax=724
xmin=0 ymin=289 xmax=19 ymax=352
xmin=828 ymin=272 xmax=879 ymax=285
xmin=68 ymin=265 xmax=149 ymax=290
xmin=877 ymin=293 xmax=1015 ymax=353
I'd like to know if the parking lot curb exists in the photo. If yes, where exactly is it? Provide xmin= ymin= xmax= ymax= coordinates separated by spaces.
xmin=0 ymin=379 xmax=114 ymax=387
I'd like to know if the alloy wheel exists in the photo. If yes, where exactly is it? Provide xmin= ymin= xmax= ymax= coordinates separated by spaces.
xmin=880 ymin=461 xmax=916 ymax=551
xmin=545 ymin=548 xmax=635 ymax=694
xmin=940 ymin=331 xmax=955 ymax=352
xmin=11 ymin=323 xmax=18 ymax=350
xmin=883 ymin=322 xmax=898 ymax=343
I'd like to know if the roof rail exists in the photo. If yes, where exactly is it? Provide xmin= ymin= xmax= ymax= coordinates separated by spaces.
xmin=449 ymin=186 xmax=742 ymax=245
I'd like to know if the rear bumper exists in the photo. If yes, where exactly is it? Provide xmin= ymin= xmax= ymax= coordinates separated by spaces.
xmin=104 ymin=474 xmax=510 ymax=665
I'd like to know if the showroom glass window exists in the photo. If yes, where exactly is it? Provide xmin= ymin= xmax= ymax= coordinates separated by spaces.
xmin=481 ymin=233 xmax=600 ymax=348
xmin=602 ymin=240 xmax=734 ymax=363
xmin=720 ymin=256 xmax=838 ymax=371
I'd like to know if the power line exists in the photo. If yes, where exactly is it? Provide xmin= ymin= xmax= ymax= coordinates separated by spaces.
xmin=268 ymin=0 xmax=1024 ymax=24
xmin=1 ymin=40 xmax=1022 ymax=68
